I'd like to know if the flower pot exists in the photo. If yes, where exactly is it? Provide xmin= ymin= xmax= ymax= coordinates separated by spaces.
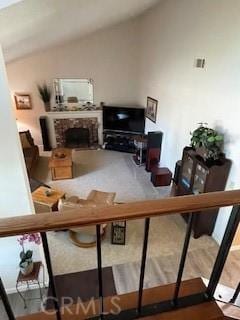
xmin=44 ymin=102 xmax=51 ymax=112
xmin=20 ymin=261 xmax=34 ymax=276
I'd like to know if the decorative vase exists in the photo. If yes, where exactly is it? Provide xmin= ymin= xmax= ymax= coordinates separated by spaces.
xmin=44 ymin=102 xmax=51 ymax=112
xmin=20 ymin=261 xmax=34 ymax=276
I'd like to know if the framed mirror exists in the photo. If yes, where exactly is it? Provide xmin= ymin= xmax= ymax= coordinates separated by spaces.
xmin=53 ymin=78 xmax=94 ymax=109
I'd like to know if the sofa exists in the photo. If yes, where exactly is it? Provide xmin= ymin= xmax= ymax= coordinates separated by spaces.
xmin=19 ymin=130 xmax=39 ymax=177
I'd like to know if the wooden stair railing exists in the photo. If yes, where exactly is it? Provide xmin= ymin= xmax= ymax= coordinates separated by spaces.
xmin=0 ymin=189 xmax=240 ymax=237
xmin=1 ymin=190 xmax=240 ymax=320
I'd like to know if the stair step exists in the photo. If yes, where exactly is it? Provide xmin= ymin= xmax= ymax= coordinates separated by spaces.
xmin=17 ymin=278 xmax=222 ymax=320
xmin=217 ymin=301 xmax=240 ymax=319
xmin=142 ymin=302 xmax=224 ymax=320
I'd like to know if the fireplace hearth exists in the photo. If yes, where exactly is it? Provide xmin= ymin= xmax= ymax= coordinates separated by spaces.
xmin=65 ymin=128 xmax=90 ymax=148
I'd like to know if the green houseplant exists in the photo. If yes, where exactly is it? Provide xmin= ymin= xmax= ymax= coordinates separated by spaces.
xmin=190 ymin=123 xmax=224 ymax=161
xmin=37 ymin=83 xmax=52 ymax=112
xmin=18 ymin=233 xmax=41 ymax=275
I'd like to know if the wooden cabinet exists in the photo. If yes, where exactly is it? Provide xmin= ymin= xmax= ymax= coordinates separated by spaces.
xmin=175 ymin=147 xmax=231 ymax=238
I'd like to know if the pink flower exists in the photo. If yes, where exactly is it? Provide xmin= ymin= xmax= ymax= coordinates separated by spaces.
xmin=17 ymin=233 xmax=41 ymax=247
xmin=28 ymin=234 xmax=35 ymax=242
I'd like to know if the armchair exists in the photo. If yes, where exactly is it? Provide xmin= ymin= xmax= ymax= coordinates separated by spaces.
xmin=58 ymin=190 xmax=116 ymax=247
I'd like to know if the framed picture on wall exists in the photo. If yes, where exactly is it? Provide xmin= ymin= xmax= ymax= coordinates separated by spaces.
xmin=146 ymin=96 xmax=158 ymax=123
xmin=14 ymin=93 xmax=32 ymax=110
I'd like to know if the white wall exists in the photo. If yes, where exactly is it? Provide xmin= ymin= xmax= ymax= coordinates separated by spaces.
xmin=138 ymin=0 xmax=240 ymax=243
xmin=0 ymin=46 xmax=42 ymax=292
xmin=6 ymin=18 xmax=141 ymax=145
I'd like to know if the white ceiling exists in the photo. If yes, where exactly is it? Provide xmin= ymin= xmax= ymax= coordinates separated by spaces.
xmin=0 ymin=0 xmax=22 ymax=10
xmin=0 ymin=0 xmax=159 ymax=62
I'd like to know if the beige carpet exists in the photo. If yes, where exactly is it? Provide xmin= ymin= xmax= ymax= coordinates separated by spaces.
xmin=34 ymin=149 xmax=171 ymax=202
xmin=33 ymin=150 xmax=218 ymax=276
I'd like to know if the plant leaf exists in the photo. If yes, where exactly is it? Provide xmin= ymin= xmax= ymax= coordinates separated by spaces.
xmin=20 ymin=251 xmax=25 ymax=259
xmin=25 ymin=250 xmax=33 ymax=259
xmin=215 ymin=135 xmax=223 ymax=141
xmin=207 ymin=136 xmax=215 ymax=143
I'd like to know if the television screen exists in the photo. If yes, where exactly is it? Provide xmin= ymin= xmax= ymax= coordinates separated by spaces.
xmin=103 ymin=106 xmax=145 ymax=133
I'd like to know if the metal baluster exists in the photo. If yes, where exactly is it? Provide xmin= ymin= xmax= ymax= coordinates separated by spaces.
xmin=96 ymin=225 xmax=104 ymax=319
xmin=138 ymin=218 xmax=150 ymax=315
xmin=0 ymin=277 xmax=16 ymax=320
xmin=206 ymin=205 xmax=240 ymax=299
xmin=41 ymin=232 xmax=61 ymax=320
xmin=230 ymin=281 xmax=240 ymax=304
xmin=172 ymin=213 xmax=194 ymax=306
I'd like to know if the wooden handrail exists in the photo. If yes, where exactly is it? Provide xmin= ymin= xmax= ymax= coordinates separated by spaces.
xmin=0 ymin=190 xmax=240 ymax=237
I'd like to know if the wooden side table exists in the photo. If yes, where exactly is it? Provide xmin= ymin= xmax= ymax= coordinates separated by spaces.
xmin=49 ymin=148 xmax=73 ymax=180
xmin=16 ymin=261 xmax=45 ymax=308
xmin=32 ymin=186 xmax=65 ymax=212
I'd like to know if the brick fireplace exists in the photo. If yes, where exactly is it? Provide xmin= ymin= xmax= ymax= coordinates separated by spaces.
xmin=54 ymin=118 xmax=98 ymax=148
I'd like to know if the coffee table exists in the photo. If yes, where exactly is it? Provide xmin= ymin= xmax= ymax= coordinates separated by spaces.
xmin=49 ymin=148 xmax=73 ymax=180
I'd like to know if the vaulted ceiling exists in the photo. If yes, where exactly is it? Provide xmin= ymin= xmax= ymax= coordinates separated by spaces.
xmin=0 ymin=0 xmax=160 ymax=62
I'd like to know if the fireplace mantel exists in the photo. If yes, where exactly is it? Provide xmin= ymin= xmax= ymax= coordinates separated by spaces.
xmin=46 ymin=110 xmax=103 ymax=148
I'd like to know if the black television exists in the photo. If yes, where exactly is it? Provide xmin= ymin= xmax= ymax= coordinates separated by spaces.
xmin=103 ymin=106 xmax=145 ymax=134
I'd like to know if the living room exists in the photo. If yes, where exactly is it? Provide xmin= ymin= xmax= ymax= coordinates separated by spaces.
xmin=1 ymin=0 xmax=240 ymax=319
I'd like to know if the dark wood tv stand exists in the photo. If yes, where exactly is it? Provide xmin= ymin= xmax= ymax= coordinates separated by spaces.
xmin=103 ymin=130 xmax=142 ymax=153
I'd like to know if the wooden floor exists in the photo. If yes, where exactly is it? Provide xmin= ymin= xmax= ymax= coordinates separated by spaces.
xmin=217 ymin=301 xmax=240 ymax=319
xmin=113 ymin=247 xmax=240 ymax=295
xmin=0 ymin=288 xmax=47 ymax=320
xmin=17 ymin=278 xmax=226 ymax=320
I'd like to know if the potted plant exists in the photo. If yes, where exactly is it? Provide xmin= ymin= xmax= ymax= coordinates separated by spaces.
xmin=18 ymin=233 xmax=41 ymax=275
xmin=190 ymin=123 xmax=224 ymax=162
xmin=37 ymin=83 xmax=52 ymax=112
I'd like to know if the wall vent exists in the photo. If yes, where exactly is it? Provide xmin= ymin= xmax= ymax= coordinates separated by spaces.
xmin=196 ymin=58 xmax=206 ymax=68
